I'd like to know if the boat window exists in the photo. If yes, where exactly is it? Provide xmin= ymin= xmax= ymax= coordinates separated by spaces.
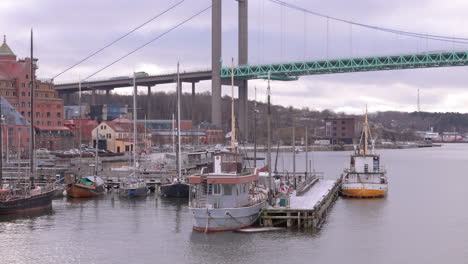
xmin=223 ymin=184 xmax=232 ymax=195
xmin=212 ymin=184 xmax=221 ymax=195
xmin=364 ymin=164 xmax=369 ymax=173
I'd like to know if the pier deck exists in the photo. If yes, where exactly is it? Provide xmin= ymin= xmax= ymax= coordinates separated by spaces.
xmin=260 ymin=179 xmax=341 ymax=230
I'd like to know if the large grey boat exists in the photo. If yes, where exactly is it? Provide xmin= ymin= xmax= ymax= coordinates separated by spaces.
xmin=188 ymin=151 xmax=267 ymax=232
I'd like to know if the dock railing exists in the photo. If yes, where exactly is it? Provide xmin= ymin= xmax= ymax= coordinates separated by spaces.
xmin=295 ymin=171 xmax=324 ymax=196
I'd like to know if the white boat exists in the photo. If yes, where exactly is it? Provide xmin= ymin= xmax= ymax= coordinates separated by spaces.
xmin=189 ymin=152 xmax=267 ymax=232
xmin=341 ymin=107 xmax=388 ymax=198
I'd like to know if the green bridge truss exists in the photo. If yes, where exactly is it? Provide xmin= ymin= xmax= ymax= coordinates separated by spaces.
xmin=220 ymin=51 xmax=468 ymax=80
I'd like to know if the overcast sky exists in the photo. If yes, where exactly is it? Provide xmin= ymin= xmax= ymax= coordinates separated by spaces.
xmin=2 ymin=0 xmax=468 ymax=114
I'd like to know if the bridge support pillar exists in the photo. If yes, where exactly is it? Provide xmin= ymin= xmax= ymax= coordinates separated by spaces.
xmin=147 ymin=86 xmax=152 ymax=119
xmin=105 ymin=89 xmax=111 ymax=96
xmin=211 ymin=0 xmax=222 ymax=129
xmin=191 ymin=82 xmax=196 ymax=125
xmin=238 ymin=0 xmax=249 ymax=141
xmin=64 ymin=93 xmax=71 ymax=104
xmin=91 ymin=89 xmax=96 ymax=105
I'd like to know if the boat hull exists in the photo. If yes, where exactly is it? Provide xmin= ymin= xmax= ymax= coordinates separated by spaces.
xmin=118 ymin=186 xmax=148 ymax=197
xmin=160 ymin=182 xmax=189 ymax=198
xmin=0 ymin=190 xmax=54 ymax=215
xmin=341 ymin=183 xmax=388 ymax=198
xmin=67 ymin=183 xmax=104 ymax=198
xmin=191 ymin=201 xmax=266 ymax=232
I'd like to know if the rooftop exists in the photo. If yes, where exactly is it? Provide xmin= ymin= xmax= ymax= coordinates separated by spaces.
xmin=0 ymin=36 xmax=15 ymax=57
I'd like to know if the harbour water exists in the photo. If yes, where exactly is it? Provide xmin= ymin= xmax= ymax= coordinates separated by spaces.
xmin=1 ymin=144 xmax=468 ymax=263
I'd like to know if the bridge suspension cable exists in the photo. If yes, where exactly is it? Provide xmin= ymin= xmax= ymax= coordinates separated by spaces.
xmin=83 ymin=5 xmax=212 ymax=81
xmin=269 ymin=0 xmax=468 ymax=44
xmin=52 ymin=0 xmax=186 ymax=80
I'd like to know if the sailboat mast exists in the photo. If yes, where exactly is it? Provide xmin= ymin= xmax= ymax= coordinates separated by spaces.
xmin=292 ymin=119 xmax=296 ymax=180
xmin=29 ymin=29 xmax=35 ymax=188
xmin=253 ymin=87 xmax=257 ymax=168
xmin=78 ymin=79 xmax=82 ymax=173
xmin=176 ymin=62 xmax=181 ymax=179
xmin=364 ymin=106 xmax=368 ymax=156
xmin=305 ymin=126 xmax=308 ymax=177
xmin=133 ymin=74 xmax=137 ymax=175
xmin=230 ymin=58 xmax=236 ymax=153
xmin=95 ymin=125 xmax=98 ymax=175
xmin=267 ymin=71 xmax=272 ymax=193
xmin=172 ymin=113 xmax=175 ymax=153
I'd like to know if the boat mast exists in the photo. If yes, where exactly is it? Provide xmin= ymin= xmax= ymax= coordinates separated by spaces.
xmin=267 ymin=71 xmax=272 ymax=193
xmin=78 ymin=78 xmax=82 ymax=173
xmin=133 ymin=74 xmax=137 ymax=176
xmin=29 ymin=29 xmax=35 ymax=188
xmin=363 ymin=105 xmax=368 ymax=156
xmin=292 ymin=118 xmax=296 ymax=180
xmin=253 ymin=86 xmax=257 ymax=168
xmin=230 ymin=58 xmax=236 ymax=153
xmin=305 ymin=126 xmax=308 ymax=177
xmin=176 ymin=62 xmax=181 ymax=179
xmin=172 ymin=113 xmax=175 ymax=153
xmin=95 ymin=125 xmax=98 ymax=176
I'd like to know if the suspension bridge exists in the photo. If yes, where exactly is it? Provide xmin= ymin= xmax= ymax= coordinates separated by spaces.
xmin=54 ymin=0 xmax=468 ymax=140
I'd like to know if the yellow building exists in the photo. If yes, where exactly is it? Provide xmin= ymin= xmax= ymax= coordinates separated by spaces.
xmin=91 ymin=118 xmax=151 ymax=153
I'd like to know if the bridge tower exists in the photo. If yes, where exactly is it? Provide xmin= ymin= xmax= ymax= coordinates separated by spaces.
xmin=211 ymin=0 xmax=222 ymax=129
xmin=238 ymin=0 xmax=248 ymax=141
xmin=211 ymin=0 xmax=249 ymax=140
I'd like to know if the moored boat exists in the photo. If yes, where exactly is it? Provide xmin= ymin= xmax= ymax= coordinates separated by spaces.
xmin=160 ymin=179 xmax=189 ymax=198
xmin=119 ymin=174 xmax=148 ymax=197
xmin=67 ymin=176 xmax=105 ymax=198
xmin=0 ymin=187 xmax=55 ymax=215
xmin=189 ymin=152 xmax=267 ymax=232
xmin=341 ymin=107 xmax=388 ymax=198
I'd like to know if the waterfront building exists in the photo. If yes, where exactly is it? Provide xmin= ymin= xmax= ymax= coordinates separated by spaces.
xmin=91 ymin=118 xmax=151 ymax=153
xmin=64 ymin=119 xmax=98 ymax=148
xmin=0 ymin=35 xmax=70 ymax=150
xmin=324 ymin=117 xmax=362 ymax=144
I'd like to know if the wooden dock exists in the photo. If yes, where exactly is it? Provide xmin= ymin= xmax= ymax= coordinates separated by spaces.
xmin=260 ymin=179 xmax=341 ymax=230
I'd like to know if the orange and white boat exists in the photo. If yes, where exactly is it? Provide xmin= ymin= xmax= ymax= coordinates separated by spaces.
xmin=341 ymin=107 xmax=388 ymax=198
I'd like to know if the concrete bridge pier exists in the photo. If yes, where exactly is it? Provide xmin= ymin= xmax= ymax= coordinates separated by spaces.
xmin=147 ymin=86 xmax=152 ymax=119
xmin=191 ymin=82 xmax=196 ymax=125
xmin=238 ymin=0 xmax=248 ymax=141
xmin=211 ymin=0 xmax=222 ymax=129
xmin=91 ymin=89 xmax=96 ymax=105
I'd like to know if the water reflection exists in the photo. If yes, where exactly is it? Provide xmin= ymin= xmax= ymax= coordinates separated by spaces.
xmin=0 ymin=207 xmax=54 ymax=225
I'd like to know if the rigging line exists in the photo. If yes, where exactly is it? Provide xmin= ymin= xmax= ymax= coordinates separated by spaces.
xmin=53 ymin=0 xmax=186 ymax=80
xmin=83 ymin=5 xmax=212 ymax=82
xmin=268 ymin=0 xmax=468 ymax=44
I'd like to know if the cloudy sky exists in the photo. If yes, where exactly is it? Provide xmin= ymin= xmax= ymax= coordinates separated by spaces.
xmin=2 ymin=0 xmax=468 ymax=114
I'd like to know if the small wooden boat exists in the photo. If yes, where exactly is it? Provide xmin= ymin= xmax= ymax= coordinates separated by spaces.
xmin=67 ymin=176 xmax=105 ymax=198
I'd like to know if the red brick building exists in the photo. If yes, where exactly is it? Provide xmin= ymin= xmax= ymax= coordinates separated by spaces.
xmin=0 ymin=36 xmax=71 ymax=150
xmin=324 ymin=117 xmax=362 ymax=144
xmin=64 ymin=119 xmax=98 ymax=148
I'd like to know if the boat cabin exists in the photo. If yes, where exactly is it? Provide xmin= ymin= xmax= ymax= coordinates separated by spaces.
xmin=189 ymin=152 xmax=258 ymax=209
xmin=349 ymin=154 xmax=381 ymax=173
